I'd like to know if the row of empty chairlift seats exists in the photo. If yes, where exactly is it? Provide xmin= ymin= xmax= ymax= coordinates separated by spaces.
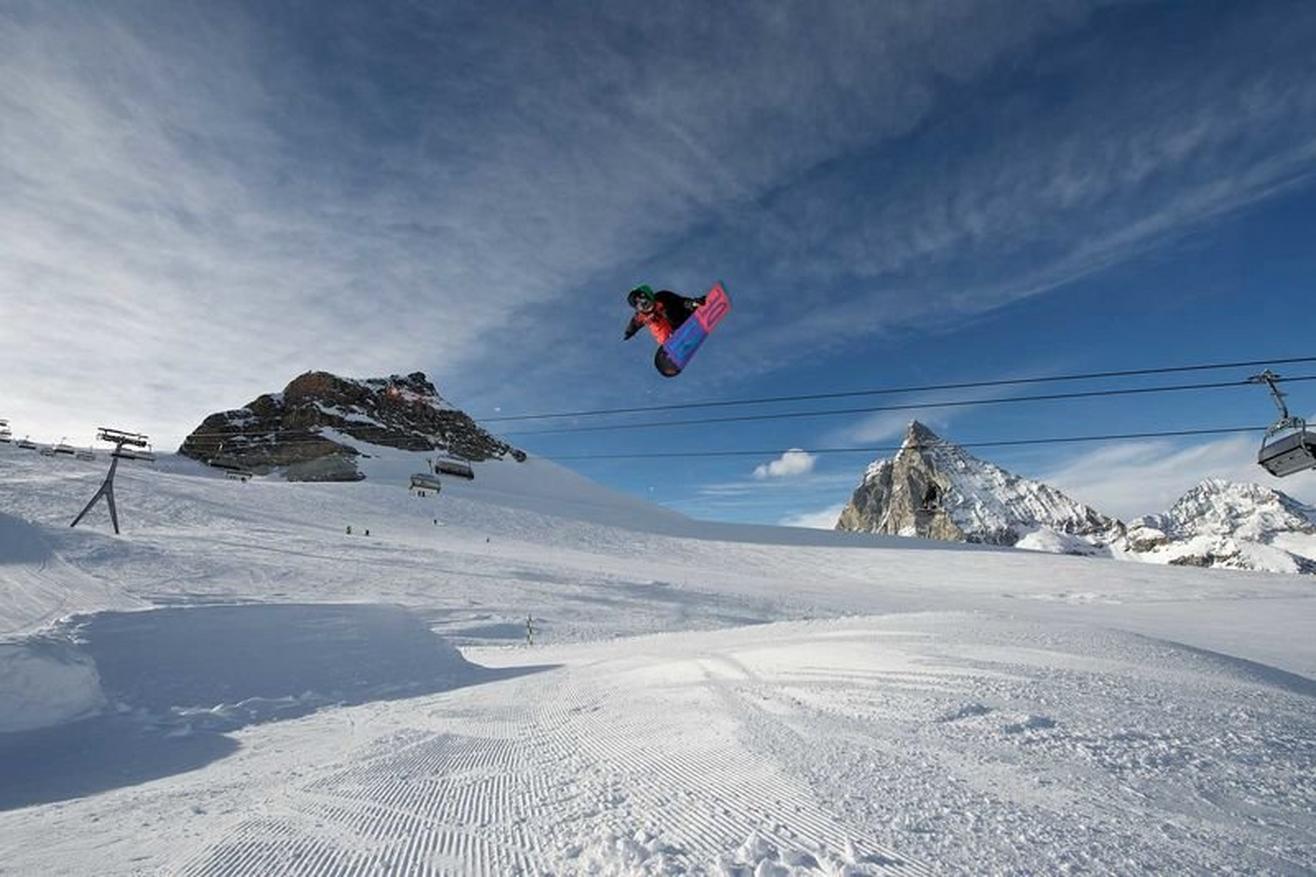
xmin=410 ymin=455 xmax=475 ymax=494
xmin=0 ymin=421 xmax=149 ymax=462
xmin=3 ymin=373 xmax=1313 ymax=481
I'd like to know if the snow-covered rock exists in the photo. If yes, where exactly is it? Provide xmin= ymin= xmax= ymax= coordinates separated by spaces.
xmin=178 ymin=370 xmax=523 ymax=481
xmin=835 ymin=421 xmax=1123 ymax=552
xmin=1118 ymin=478 xmax=1316 ymax=575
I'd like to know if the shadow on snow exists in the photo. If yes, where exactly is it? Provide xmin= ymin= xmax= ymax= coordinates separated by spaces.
xmin=0 ymin=602 xmax=553 ymax=811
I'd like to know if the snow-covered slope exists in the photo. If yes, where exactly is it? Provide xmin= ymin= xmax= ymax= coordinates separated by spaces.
xmin=1120 ymin=478 xmax=1316 ymax=574
xmin=1 ymin=443 xmax=1313 ymax=874
xmin=837 ymin=421 xmax=1122 ymax=552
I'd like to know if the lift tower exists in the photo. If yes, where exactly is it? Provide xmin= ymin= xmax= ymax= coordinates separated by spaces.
xmin=71 ymin=428 xmax=150 ymax=535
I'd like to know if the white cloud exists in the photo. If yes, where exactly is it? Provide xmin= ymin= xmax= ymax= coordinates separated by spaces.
xmin=0 ymin=2 xmax=1124 ymax=442
xmin=1041 ymin=429 xmax=1316 ymax=520
xmin=753 ymin=449 xmax=817 ymax=480
xmin=4 ymin=1 xmax=1316 ymax=446
xmin=779 ymin=504 xmax=846 ymax=530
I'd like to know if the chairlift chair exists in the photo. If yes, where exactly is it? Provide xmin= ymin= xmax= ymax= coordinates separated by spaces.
xmin=431 ymin=455 xmax=475 ymax=480
xmin=1250 ymin=370 xmax=1316 ymax=478
xmin=16 ymin=436 xmax=36 ymax=450
xmin=112 ymin=444 xmax=156 ymax=462
xmin=75 ymin=447 xmax=97 ymax=461
xmin=54 ymin=438 xmax=76 ymax=456
xmin=410 ymin=472 xmax=444 ymax=494
xmin=0 ymin=428 xmax=11 ymax=443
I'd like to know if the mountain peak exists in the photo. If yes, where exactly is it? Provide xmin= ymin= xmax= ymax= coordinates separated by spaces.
xmin=837 ymin=425 xmax=1121 ymax=549
xmin=898 ymin=420 xmax=945 ymax=455
xmin=1122 ymin=478 xmax=1316 ymax=574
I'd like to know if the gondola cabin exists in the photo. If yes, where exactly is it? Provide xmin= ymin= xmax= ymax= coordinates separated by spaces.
xmin=1258 ymin=424 xmax=1316 ymax=478
xmin=1250 ymin=371 xmax=1316 ymax=478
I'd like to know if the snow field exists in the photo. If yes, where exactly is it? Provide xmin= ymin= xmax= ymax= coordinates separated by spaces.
xmin=0 ymin=446 xmax=1314 ymax=873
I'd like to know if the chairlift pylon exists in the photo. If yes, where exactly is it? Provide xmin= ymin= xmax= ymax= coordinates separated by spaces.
xmin=1249 ymin=370 xmax=1316 ymax=478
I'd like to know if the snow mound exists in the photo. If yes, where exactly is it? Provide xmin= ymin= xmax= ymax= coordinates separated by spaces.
xmin=1 ymin=603 xmax=512 ymax=736
xmin=0 ymin=639 xmax=106 ymax=733
xmin=0 ymin=511 xmax=52 ymax=564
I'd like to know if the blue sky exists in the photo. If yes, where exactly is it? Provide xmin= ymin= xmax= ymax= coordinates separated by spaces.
xmin=2 ymin=0 xmax=1315 ymax=523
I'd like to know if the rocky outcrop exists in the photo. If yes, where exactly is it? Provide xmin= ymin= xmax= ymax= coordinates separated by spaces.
xmin=835 ymin=421 xmax=1123 ymax=551
xmin=179 ymin=371 xmax=523 ymax=481
xmin=1117 ymin=479 xmax=1316 ymax=575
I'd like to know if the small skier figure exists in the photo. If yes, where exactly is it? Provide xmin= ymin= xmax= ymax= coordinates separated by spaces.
xmin=622 ymin=285 xmax=705 ymax=345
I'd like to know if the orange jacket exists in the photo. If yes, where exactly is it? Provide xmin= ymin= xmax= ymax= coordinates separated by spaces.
xmin=624 ymin=291 xmax=701 ymax=344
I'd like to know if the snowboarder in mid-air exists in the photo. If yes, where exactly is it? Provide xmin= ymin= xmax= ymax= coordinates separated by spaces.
xmin=623 ymin=286 xmax=706 ymax=345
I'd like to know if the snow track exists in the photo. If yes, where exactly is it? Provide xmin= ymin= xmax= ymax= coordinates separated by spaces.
xmin=164 ymin=642 xmax=926 ymax=876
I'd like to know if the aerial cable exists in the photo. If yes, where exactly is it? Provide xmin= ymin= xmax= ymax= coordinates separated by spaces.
xmin=502 ymin=375 xmax=1316 ymax=437
xmin=541 ymin=425 xmax=1269 ymax=460
xmin=177 ymin=373 xmax=1316 ymax=442
xmin=477 ymin=355 xmax=1316 ymax=422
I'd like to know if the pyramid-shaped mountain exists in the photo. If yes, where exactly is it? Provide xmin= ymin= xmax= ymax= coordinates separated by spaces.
xmin=835 ymin=421 xmax=1123 ymax=551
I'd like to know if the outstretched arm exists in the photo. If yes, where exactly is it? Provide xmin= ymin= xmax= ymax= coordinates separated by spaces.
xmin=623 ymin=314 xmax=643 ymax=340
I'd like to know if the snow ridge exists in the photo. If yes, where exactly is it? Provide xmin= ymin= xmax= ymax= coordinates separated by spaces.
xmin=1120 ymin=478 xmax=1316 ymax=574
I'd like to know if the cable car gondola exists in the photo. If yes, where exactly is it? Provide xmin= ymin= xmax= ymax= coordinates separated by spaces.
xmin=1250 ymin=370 xmax=1316 ymax=478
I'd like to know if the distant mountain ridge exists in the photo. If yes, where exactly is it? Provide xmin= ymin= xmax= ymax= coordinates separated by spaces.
xmin=835 ymin=422 xmax=1316 ymax=575
xmin=179 ymin=371 xmax=523 ymax=481
xmin=1121 ymin=479 xmax=1316 ymax=574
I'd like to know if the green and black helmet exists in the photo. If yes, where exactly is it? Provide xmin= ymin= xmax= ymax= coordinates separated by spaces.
xmin=627 ymin=285 xmax=655 ymax=308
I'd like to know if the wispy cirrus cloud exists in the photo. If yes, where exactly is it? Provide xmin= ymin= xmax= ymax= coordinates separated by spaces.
xmin=0 ymin=0 xmax=1122 ymax=442
xmin=779 ymin=503 xmax=847 ymax=530
xmin=1041 ymin=426 xmax=1316 ymax=520
xmin=5 ymin=0 xmax=1316 ymax=458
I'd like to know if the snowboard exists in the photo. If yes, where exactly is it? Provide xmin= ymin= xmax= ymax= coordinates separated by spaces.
xmin=655 ymin=281 xmax=731 ymax=377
